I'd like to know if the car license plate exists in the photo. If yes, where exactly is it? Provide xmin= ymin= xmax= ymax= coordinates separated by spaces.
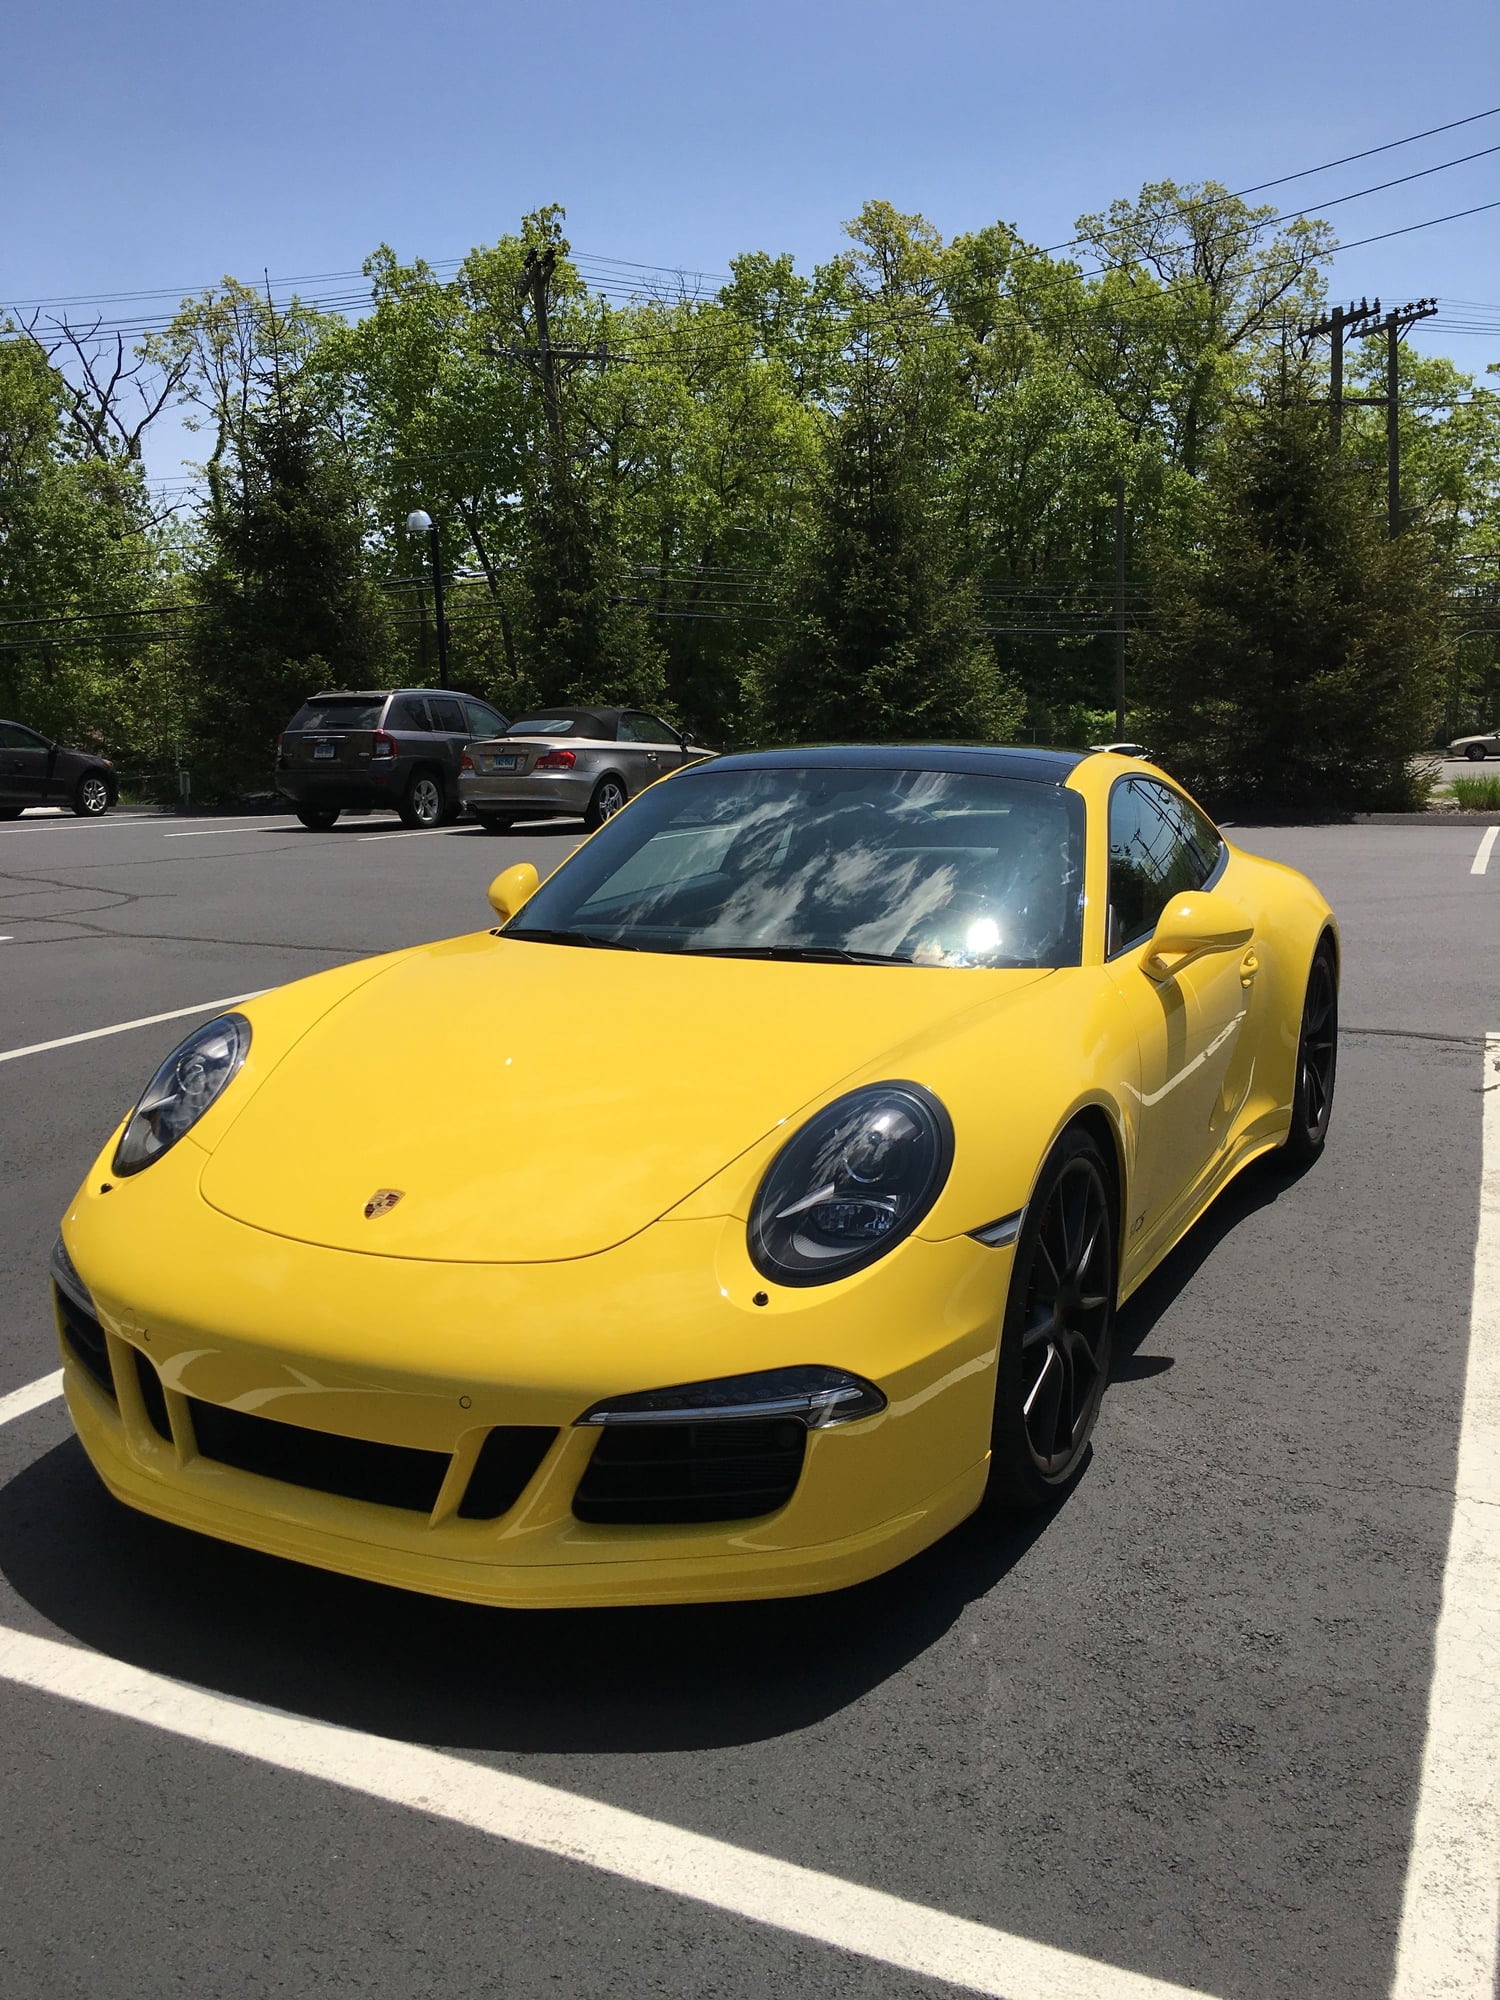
xmin=313 ymin=742 xmax=336 ymax=760
xmin=485 ymin=754 xmax=520 ymax=772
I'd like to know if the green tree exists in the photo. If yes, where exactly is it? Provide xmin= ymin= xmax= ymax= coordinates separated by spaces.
xmin=1135 ymin=398 xmax=1450 ymax=812
xmin=747 ymin=329 xmax=1020 ymax=744
xmin=188 ymin=402 xmax=393 ymax=793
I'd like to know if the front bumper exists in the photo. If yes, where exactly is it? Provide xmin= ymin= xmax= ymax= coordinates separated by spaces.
xmin=56 ymin=1149 xmax=1005 ymax=1608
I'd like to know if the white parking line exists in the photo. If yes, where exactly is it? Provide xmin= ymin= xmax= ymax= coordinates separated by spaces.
xmin=0 ymin=1622 xmax=1216 ymax=2000
xmin=1470 ymin=828 xmax=1497 ymax=876
xmin=359 ymin=828 xmax=440 ymax=842
xmin=0 ymin=1372 xmax=63 ymax=1429
xmin=163 ymin=822 xmax=302 ymax=839
xmin=0 ymin=992 xmax=265 ymax=1066
xmin=1390 ymin=1032 xmax=1500 ymax=1998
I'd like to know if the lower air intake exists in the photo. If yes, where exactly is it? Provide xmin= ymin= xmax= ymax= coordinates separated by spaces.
xmin=187 ymin=1398 xmax=449 ymax=1515
xmin=54 ymin=1283 xmax=115 ymax=1400
xmin=572 ymin=1418 xmax=807 ymax=1525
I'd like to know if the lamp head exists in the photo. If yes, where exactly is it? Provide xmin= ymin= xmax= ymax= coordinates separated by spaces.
xmin=406 ymin=509 xmax=433 ymax=534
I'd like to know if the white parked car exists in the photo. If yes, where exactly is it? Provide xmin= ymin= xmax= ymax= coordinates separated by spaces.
xmin=1447 ymin=730 xmax=1500 ymax=762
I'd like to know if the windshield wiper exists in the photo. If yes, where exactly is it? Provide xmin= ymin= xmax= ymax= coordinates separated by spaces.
xmin=502 ymin=927 xmax=642 ymax=951
xmin=687 ymin=944 xmax=914 ymax=966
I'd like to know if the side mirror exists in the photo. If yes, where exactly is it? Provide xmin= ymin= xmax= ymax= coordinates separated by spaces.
xmin=1142 ymin=889 xmax=1252 ymax=981
xmin=488 ymin=862 xmax=539 ymax=923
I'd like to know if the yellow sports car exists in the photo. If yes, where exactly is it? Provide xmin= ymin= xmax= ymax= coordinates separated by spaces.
xmin=52 ymin=746 xmax=1337 ymax=1608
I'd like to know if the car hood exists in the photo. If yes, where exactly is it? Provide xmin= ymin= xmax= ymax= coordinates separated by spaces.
xmin=200 ymin=931 xmax=1050 ymax=1262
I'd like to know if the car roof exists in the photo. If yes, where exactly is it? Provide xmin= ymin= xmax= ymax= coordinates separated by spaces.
xmin=509 ymin=707 xmax=626 ymax=732
xmin=705 ymin=744 xmax=1088 ymax=782
xmin=305 ymin=689 xmax=477 ymax=702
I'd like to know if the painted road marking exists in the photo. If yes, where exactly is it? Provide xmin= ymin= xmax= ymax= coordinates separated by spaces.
xmin=1390 ymin=1032 xmax=1500 ymax=1998
xmin=0 ymin=1372 xmax=63 ymax=1429
xmin=359 ymin=827 xmax=441 ymax=842
xmin=163 ymin=822 xmax=303 ymax=839
xmin=0 ymin=1623 xmax=1215 ymax=2000
xmin=1470 ymin=828 xmax=1497 ymax=876
xmin=0 ymin=992 xmax=265 ymax=1067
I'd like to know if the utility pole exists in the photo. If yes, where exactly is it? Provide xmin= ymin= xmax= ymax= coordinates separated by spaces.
xmin=489 ymin=247 xmax=628 ymax=495
xmin=1296 ymin=294 xmax=1437 ymax=537
xmin=1114 ymin=477 xmax=1127 ymax=737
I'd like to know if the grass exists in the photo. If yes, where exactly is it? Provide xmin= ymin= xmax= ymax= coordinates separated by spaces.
xmin=1448 ymin=775 xmax=1500 ymax=811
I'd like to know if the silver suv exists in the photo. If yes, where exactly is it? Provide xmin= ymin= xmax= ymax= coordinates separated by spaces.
xmin=276 ymin=688 xmax=510 ymax=829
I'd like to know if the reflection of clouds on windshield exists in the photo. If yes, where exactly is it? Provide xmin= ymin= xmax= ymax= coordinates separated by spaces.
xmin=846 ymin=860 xmax=956 ymax=953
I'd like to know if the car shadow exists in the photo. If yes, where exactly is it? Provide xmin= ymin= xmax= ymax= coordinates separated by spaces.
xmin=0 ymin=1151 xmax=1312 ymax=1756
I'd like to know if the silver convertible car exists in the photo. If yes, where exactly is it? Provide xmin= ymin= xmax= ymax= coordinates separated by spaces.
xmin=458 ymin=707 xmax=712 ymax=832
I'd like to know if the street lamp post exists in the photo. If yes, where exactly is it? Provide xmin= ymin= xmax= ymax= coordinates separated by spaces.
xmin=405 ymin=508 xmax=450 ymax=690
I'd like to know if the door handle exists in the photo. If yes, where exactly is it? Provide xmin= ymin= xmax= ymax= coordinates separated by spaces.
xmin=1240 ymin=948 xmax=1259 ymax=987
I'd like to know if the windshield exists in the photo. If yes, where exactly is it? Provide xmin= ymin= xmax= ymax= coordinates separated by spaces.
xmin=506 ymin=764 xmax=1086 ymax=967
xmin=288 ymin=698 xmax=384 ymax=731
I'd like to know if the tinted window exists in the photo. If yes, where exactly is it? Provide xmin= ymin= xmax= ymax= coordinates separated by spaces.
xmin=1108 ymin=778 xmax=1222 ymax=955
xmin=428 ymin=696 xmax=467 ymax=732
xmin=0 ymin=723 xmax=45 ymax=750
xmin=287 ymin=699 xmax=384 ymax=732
xmin=619 ymin=712 xmax=676 ymax=744
xmin=386 ymin=697 xmax=431 ymax=731
xmin=465 ymin=700 xmax=509 ymax=737
xmin=509 ymin=766 xmax=1087 ymax=968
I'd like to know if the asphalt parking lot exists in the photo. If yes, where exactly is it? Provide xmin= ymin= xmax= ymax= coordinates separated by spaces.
xmin=0 ymin=806 xmax=1496 ymax=2000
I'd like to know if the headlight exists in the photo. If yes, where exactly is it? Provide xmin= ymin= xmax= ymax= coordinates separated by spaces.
xmin=748 ymin=1082 xmax=953 ymax=1286
xmin=112 ymin=1013 xmax=251 ymax=1177
xmin=577 ymin=1364 xmax=885 ymax=1429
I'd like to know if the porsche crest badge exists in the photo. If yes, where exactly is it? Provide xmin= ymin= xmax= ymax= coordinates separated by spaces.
xmin=363 ymin=1189 xmax=404 ymax=1220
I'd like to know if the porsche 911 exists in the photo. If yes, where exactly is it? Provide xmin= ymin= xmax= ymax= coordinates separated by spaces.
xmin=52 ymin=745 xmax=1337 ymax=1606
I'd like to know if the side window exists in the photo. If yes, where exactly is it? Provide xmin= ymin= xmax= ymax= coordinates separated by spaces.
xmin=638 ymin=713 xmax=678 ymax=745
xmin=386 ymin=697 xmax=431 ymax=731
xmin=0 ymin=723 xmax=43 ymax=750
xmin=465 ymin=700 xmax=508 ymax=737
xmin=1107 ymin=779 xmax=1222 ymax=956
xmin=617 ymin=714 xmax=650 ymax=743
xmin=428 ymin=696 xmax=467 ymax=732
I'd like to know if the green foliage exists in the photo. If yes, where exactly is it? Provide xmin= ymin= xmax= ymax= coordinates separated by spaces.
xmin=1449 ymin=775 xmax=1500 ymax=810
xmin=9 ymin=180 xmax=1500 ymax=805
xmin=746 ymin=333 xmax=1021 ymax=744
xmin=1135 ymin=400 xmax=1452 ymax=813
xmin=187 ymin=403 xmax=394 ymax=793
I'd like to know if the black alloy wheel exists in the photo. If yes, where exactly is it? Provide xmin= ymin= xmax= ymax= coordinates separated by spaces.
xmin=584 ymin=775 xmax=628 ymax=831
xmin=1280 ymin=943 xmax=1338 ymax=1163
xmin=988 ymin=1128 xmax=1116 ymax=1511
xmin=296 ymin=806 xmax=340 ymax=831
xmin=399 ymin=771 xmax=445 ymax=829
xmin=73 ymin=772 xmax=111 ymax=818
xmin=1467 ymin=743 xmax=1487 ymax=761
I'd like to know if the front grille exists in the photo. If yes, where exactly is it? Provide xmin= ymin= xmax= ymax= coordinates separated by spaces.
xmin=572 ymin=1418 xmax=807 ymax=1525
xmin=187 ymin=1398 xmax=449 ymax=1515
xmin=133 ymin=1349 xmax=172 ymax=1441
xmin=458 ymin=1427 xmax=558 ymax=1519
xmin=54 ymin=1283 xmax=114 ymax=1400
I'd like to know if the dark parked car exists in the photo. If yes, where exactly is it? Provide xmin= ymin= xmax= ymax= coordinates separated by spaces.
xmin=0 ymin=721 xmax=117 ymax=819
xmin=275 ymin=688 xmax=511 ymax=830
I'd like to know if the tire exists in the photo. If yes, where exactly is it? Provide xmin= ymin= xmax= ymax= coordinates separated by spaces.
xmin=398 ymin=770 xmax=445 ymax=829
xmin=584 ymin=774 xmax=628 ymax=831
xmin=1467 ymin=743 xmax=1487 ymax=761
xmin=474 ymin=812 xmax=513 ymax=834
xmin=73 ymin=772 xmax=111 ymax=818
xmin=987 ymin=1126 xmax=1117 ymax=1511
xmin=296 ymin=806 xmax=340 ymax=831
xmin=1279 ymin=940 xmax=1338 ymax=1164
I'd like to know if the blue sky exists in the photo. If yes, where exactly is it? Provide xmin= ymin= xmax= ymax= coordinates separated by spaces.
xmin=4 ymin=0 xmax=1498 ymax=482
